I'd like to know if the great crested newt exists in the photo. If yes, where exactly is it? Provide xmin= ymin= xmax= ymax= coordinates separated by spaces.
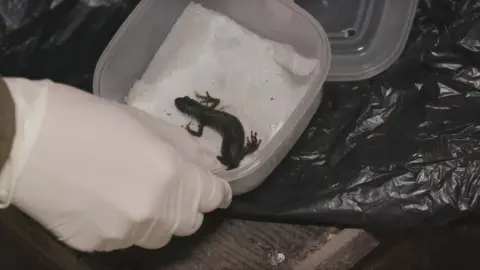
xmin=174 ymin=92 xmax=261 ymax=170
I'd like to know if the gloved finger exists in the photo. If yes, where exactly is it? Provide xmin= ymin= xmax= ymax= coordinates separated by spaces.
xmin=58 ymin=228 xmax=132 ymax=253
xmin=58 ymin=231 xmax=98 ymax=253
xmin=174 ymin=212 xmax=203 ymax=237
xmin=135 ymin=224 xmax=173 ymax=250
xmin=192 ymin=165 xmax=232 ymax=213
xmin=96 ymin=238 xmax=134 ymax=252
xmin=116 ymin=222 xmax=152 ymax=252
xmin=131 ymin=201 xmax=177 ymax=249
xmin=62 ymin=237 xmax=97 ymax=253
xmin=57 ymin=221 xmax=136 ymax=252
xmin=134 ymin=196 xmax=178 ymax=249
xmin=165 ymin=164 xmax=206 ymax=236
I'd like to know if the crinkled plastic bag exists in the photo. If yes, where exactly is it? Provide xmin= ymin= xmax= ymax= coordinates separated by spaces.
xmin=0 ymin=0 xmax=138 ymax=91
xmin=224 ymin=0 xmax=480 ymax=227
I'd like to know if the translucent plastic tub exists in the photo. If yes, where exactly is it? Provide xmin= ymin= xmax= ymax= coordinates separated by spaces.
xmin=295 ymin=0 xmax=418 ymax=81
xmin=93 ymin=0 xmax=331 ymax=195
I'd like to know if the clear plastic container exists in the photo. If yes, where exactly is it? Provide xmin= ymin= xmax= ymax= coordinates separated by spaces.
xmin=93 ymin=0 xmax=331 ymax=195
xmin=294 ymin=0 xmax=418 ymax=81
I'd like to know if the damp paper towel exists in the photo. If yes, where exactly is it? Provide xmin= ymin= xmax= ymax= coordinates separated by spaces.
xmin=127 ymin=2 xmax=320 ymax=170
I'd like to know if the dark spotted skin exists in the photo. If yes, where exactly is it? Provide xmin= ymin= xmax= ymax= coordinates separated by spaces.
xmin=174 ymin=92 xmax=261 ymax=170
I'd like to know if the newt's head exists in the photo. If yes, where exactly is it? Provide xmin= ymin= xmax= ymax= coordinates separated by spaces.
xmin=174 ymin=96 xmax=203 ymax=115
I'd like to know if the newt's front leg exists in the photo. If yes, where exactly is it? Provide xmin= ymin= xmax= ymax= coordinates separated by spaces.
xmin=185 ymin=121 xmax=205 ymax=137
xmin=195 ymin=91 xmax=220 ymax=109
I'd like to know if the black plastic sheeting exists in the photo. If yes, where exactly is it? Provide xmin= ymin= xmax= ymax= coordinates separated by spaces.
xmin=229 ymin=0 xmax=480 ymax=227
xmin=2 ymin=0 xmax=480 ymax=229
xmin=0 ymin=0 xmax=138 ymax=91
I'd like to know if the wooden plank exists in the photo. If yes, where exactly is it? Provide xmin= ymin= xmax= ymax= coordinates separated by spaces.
xmin=0 ymin=208 xmax=378 ymax=270
xmin=293 ymin=229 xmax=378 ymax=270
xmin=162 ymin=220 xmax=338 ymax=270
xmin=0 ymin=207 xmax=94 ymax=270
xmin=0 ymin=223 xmax=61 ymax=270
xmin=83 ymin=217 xmax=376 ymax=270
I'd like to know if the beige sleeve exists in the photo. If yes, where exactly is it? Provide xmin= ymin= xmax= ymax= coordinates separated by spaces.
xmin=0 ymin=77 xmax=16 ymax=173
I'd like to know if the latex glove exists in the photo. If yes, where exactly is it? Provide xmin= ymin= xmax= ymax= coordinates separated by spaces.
xmin=0 ymin=77 xmax=232 ymax=252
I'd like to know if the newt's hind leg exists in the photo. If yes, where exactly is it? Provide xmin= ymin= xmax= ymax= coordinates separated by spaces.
xmin=185 ymin=121 xmax=204 ymax=137
xmin=195 ymin=91 xmax=220 ymax=109
xmin=243 ymin=131 xmax=262 ymax=156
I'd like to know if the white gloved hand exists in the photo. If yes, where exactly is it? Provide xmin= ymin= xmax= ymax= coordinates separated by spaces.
xmin=0 ymin=77 xmax=232 ymax=252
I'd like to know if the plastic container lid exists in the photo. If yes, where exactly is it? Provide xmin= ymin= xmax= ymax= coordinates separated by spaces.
xmin=93 ymin=0 xmax=331 ymax=195
xmin=294 ymin=0 xmax=418 ymax=81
